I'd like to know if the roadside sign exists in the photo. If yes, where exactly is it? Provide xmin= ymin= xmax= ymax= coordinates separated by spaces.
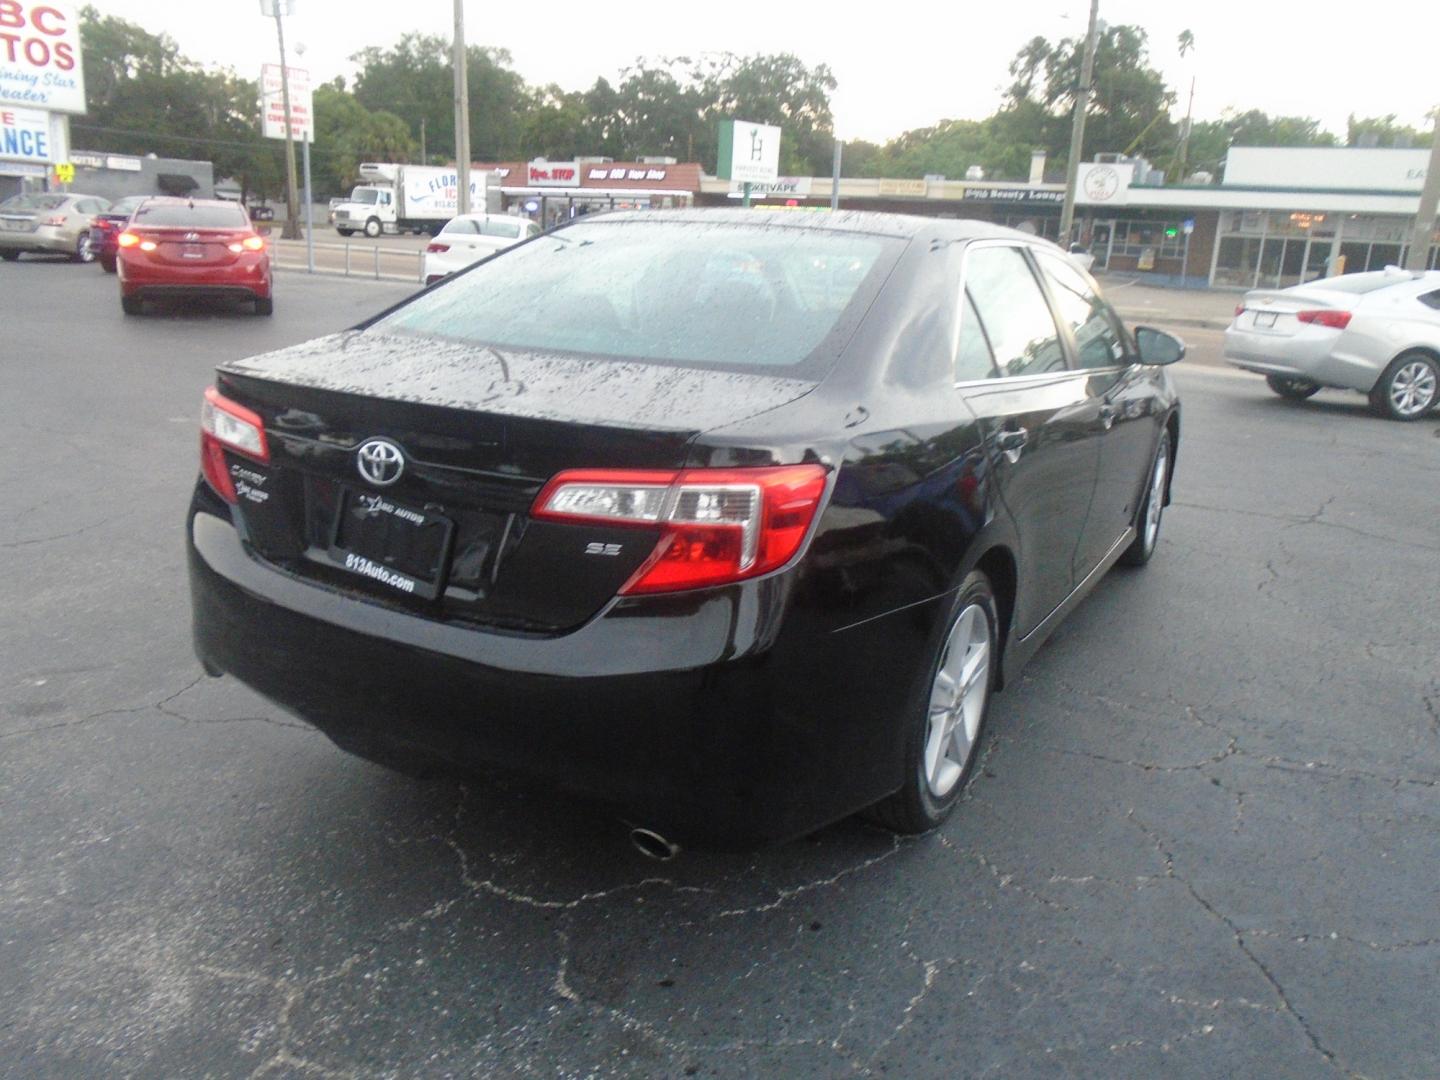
xmin=260 ymin=63 xmax=312 ymax=141
xmin=717 ymin=119 xmax=780 ymax=185
xmin=53 ymin=161 xmax=73 ymax=183
xmin=0 ymin=2 xmax=86 ymax=114
xmin=0 ymin=106 xmax=51 ymax=163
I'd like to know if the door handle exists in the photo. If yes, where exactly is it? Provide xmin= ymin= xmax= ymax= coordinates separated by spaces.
xmin=995 ymin=426 xmax=1028 ymax=460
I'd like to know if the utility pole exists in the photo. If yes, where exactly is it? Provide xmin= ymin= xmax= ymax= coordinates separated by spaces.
xmin=452 ymin=0 xmax=471 ymax=215
xmin=420 ymin=116 xmax=427 ymax=163
xmin=1058 ymin=0 xmax=1101 ymax=244
xmin=830 ymin=138 xmax=842 ymax=211
xmin=1403 ymin=109 xmax=1440 ymax=271
xmin=1175 ymin=76 xmax=1196 ymax=182
xmin=267 ymin=2 xmax=301 ymax=240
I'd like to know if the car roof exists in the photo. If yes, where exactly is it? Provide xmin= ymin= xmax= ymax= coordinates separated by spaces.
xmin=581 ymin=207 xmax=1044 ymax=244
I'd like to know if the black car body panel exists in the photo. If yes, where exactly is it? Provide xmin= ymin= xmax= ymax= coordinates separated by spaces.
xmin=189 ymin=209 xmax=1179 ymax=844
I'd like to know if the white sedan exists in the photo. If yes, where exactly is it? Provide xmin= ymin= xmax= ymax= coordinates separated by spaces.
xmin=424 ymin=214 xmax=540 ymax=284
xmin=1224 ymin=268 xmax=1440 ymax=421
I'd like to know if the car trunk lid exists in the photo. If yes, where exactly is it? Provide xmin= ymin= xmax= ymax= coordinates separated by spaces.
xmin=132 ymin=225 xmax=249 ymax=266
xmin=1236 ymin=287 xmax=1356 ymax=335
xmin=212 ymin=331 xmax=816 ymax=632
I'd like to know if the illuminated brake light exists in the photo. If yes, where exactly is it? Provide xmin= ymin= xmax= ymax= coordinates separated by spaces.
xmin=117 ymin=231 xmax=139 ymax=247
xmin=532 ymin=465 xmax=830 ymax=594
xmin=139 ymin=240 xmax=157 ymax=252
xmin=1234 ymin=304 xmax=1246 ymax=317
xmin=199 ymin=387 xmax=269 ymax=503
xmin=426 ymin=242 xmax=450 ymax=253
xmin=1295 ymin=309 xmax=1351 ymax=329
xmin=41 ymin=214 xmax=65 ymax=226
xmin=242 ymin=234 xmax=265 ymax=251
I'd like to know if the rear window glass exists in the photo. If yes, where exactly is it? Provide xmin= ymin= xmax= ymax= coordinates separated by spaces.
xmin=110 ymin=196 xmax=149 ymax=214
xmin=1316 ymin=271 xmax=1416 ymax=295
xmin=478 ymin=218 xmax=522 ymax=239
xmin=131 ymin=203 xmax=249 ymax=228
xmin=370 ymin=219 xmax=897 ymax=372
xmin=441 ymin=218 xmax=478 ymax=235
xmin=1 ymin=193 xmax=66 ymax=210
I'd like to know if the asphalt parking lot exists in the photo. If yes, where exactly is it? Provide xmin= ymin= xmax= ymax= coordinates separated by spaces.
xmin=2 ymin=260 xmax=1437 ymax=1078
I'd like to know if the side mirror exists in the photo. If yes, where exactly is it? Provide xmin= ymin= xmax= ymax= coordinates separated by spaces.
xmin=1134 ymin=326 xmax=1185 ymax=366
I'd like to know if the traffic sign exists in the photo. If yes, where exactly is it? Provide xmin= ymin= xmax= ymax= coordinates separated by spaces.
xmin=53 ymin=162 xmax=74 ymax=184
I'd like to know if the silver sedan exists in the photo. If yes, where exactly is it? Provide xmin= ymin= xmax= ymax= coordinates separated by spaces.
xmin=1224 ymin=268 xmax=1440 ymax=420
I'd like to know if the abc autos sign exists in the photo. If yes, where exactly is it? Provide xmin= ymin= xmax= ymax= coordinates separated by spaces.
xmin=0 ymin=2 xmax=85 ymax=114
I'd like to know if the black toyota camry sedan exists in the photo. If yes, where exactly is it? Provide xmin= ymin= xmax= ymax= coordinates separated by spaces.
xmin=188 ymin=210 xmax=1183 ymax=847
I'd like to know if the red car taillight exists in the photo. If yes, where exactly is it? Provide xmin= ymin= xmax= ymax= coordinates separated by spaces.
xmin=41 ymin=214 xmax=66 ymax=226
xmin=1234 ymin=303 xmax=1246 ymax=317
xmin=199 ymin=387 xmax=269 ymax=504
xmin=532 ymin=465 xmax=830 ymax=594
xmin=227 ymin=235 xmax=266 ymax=253
xmin=426 ymin=242 xmax=450 ymax=253
xmin=1295 ymin=309 xmax=1351 ymax=329
xmin=117 ymin=231 xmax=139 ymax=247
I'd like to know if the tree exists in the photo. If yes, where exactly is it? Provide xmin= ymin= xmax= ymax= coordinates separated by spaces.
xmin=312 ymin=83 xmax=417 ymax=196
xmin=1347 ymin=114 xmax=1433 ymax=149
xmin=699 ymin=53 xmax=837 ymax=175
xmin=1184 ymin=110 xmax=1338 ymax=177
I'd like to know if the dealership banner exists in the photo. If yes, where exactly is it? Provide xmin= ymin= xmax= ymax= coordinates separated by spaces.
xmin=0 ymin=1 xmax=85 ymax=113
xmin=0 ymin=103 xmax=50 ymax=162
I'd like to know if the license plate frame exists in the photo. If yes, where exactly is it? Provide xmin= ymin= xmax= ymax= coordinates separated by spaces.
xmin=1254 ymin=312 xmax=1278 ymax=328
xmin=328 ymin=489 xmax=454 ymax=600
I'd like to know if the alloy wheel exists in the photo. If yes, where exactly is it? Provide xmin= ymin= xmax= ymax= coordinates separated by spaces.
xmin=1143 ymin=436 xmax=1169 ymax=554
xmin=924 ymin=602 xmax=991 ymax=798
xmin=1389 ymin=360 xmax=1438 ymax=418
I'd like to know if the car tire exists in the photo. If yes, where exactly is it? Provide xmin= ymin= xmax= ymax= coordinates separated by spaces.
xmin=1369 ymin=352 xmax=1440 ymax=421
xmin=72 ymin=231 xmax=94 ymax=264
xmin=99 ymin=256 xmax=116 ymax=273
xmin=1 ymin=250 xmax=18 ymax=262
xmin=254 ymin=296 xmax=274 ymax=316
xmin=1265 ymin=374 xmax=1321 ymax=400
xmin=865 ymin=571 xmax=997 ymax=835
xmin=363 ymin=217 xmax=382 ymax=239
xmin=1119 ymin=428 xmax=1171 ymax=568
xmin=121 ymin=295 xmax=143 ymax=316
xmin=336 ymin=228 xmax=354 ymax=237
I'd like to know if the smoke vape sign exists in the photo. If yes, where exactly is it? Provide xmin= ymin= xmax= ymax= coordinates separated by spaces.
xmin=717 ymin=119 xmax=780 ymax=185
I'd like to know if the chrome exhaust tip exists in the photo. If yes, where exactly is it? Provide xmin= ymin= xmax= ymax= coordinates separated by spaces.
xmin=629 ymin=827 xmax=680 ymax=862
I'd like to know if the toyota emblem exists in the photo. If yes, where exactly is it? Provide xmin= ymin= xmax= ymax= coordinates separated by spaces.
xmin=356 ymin=438 xmax=405 ymax=486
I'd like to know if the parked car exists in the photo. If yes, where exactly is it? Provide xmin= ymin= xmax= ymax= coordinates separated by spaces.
xmin=423 ymin=213 xmax=541 ymax=283
xmin=90 ymin=194 xmax=152 ymax=273
xmin=1224 ymin=268 xmax=1440 ymax=420
xmin=188 ymin=211 xmax=1183 ymax=846
xmin=0 ymin=192 xmax=112 ymax=263
xmin=117 ymin=197 xmax=273 ymax=316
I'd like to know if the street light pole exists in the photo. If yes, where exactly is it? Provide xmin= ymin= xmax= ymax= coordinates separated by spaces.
xmin=452 ymin=0 xmax=471 ymax=215
xmin=1402 ymin=109 xmax=1440 ymax=272
xmin=267 ymin=2 xmax=301 ymax=240
xmin=1058 ymin=0 xmax=1101 ymax=245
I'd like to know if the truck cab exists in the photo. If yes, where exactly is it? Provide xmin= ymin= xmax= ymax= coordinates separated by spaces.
xmin=332 ymin=185 xmax=396 ymax=238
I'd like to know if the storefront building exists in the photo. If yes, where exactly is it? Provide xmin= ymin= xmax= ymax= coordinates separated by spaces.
xmin=0 ymin=2 xmax=85 ymax=198
xmin=1074 ymin=148 xmax=1438 ymax=288
xmin=475 ymin=159 xmax=703 ymax=225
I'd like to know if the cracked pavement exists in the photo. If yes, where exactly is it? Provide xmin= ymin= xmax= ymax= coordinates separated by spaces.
xmin=3 ymin=264 xmax=1438 ymax=1077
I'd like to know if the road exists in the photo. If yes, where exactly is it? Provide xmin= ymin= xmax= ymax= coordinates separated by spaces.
xmin=3 ymin=261 xmax=1437 ymax=1078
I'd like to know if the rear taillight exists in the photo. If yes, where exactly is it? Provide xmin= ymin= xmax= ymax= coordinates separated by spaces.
xmin=117 ymin=231 xmax=138 ymax=247
xmin=1234 ymin=303 xmax=1246 ymax=317
xmin=41 ymin=214 xmax=65 ymax=226
xmin=1296 ymin=309 xmax=1351 ymax=329
xmin=199 ymin=387 xmax=269 ymax=504
xmin=532 ymin=465 xmax=830 ymax=594
xmin=228 ymin=234 xmax=266 ymax=253
xmin=426 ymin=242 xmax=450 ymax=253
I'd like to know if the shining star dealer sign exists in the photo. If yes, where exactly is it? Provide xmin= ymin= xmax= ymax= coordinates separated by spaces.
xmin=0 ymin=1 xmax=86 ymax=114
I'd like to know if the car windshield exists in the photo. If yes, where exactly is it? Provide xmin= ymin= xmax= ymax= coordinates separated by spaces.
xmin=371 ymin=219 xmax=896 ymax=372
xmin=349 ymin=188 xmax=381 ymax=205
xmin=1 ymin=193 xmax=67 ymax=211
xmin=130 ymin=203 xmax=251 ymax=228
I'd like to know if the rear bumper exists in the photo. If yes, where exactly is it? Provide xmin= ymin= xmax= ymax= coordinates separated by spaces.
xmin=0 ymin=226 xmax=71 ymax=254
xmin=187 ymin=496 xmax=936 ymax=846
xmin=1223 ymin=327 xmax=1380 ymax=391
xmin=119 ymin=254 xmax=271 ymax=300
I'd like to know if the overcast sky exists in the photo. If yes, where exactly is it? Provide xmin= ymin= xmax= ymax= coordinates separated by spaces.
xmin=90 ymin=0 xmax=1433 ymax=145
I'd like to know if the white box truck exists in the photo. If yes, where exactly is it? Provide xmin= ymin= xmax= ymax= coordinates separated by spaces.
xmin=332 ymin=164 xmax=494 ymax=238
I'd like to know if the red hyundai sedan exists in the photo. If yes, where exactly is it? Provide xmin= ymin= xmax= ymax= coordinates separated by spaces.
xmin=117 ymin=198 xmax=273 ymax=316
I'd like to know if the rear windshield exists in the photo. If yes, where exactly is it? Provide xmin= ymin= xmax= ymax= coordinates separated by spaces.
xmin=371 ymin=219 xmax=897 ymax=371
xmin=130 ymin=203 xmax=250 ymax=228
xmin=110 ymin=195 xmax=148 ymax=214
xmin=1 ymin=193 xmax=67 ymax=211
xmin=479 ymin=218 xmax=522 ymax=238
xmin=1314 ymin=271 xmax=1417 ymax=295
